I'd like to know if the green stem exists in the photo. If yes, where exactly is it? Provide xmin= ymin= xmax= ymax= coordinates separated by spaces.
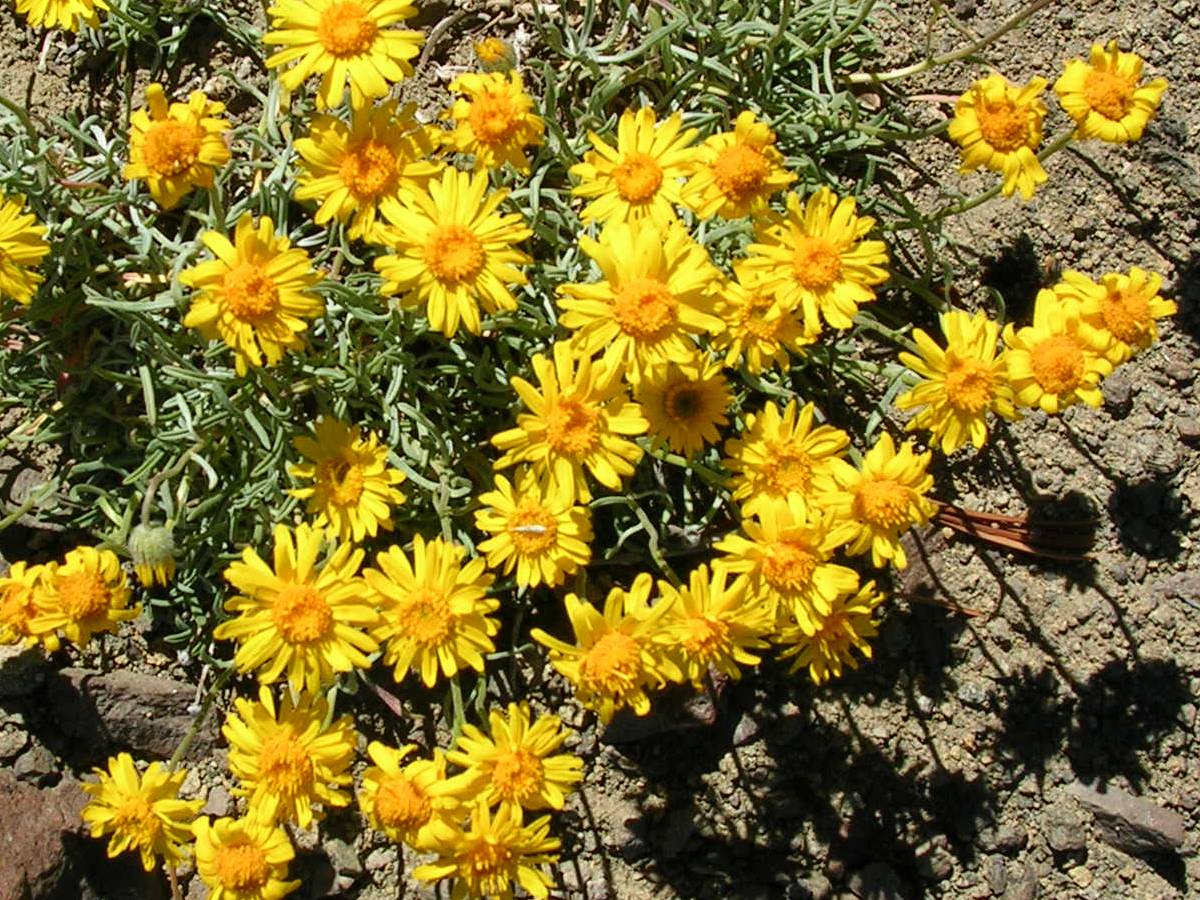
xmin=167 ymin=664 xmax=236 ymax=771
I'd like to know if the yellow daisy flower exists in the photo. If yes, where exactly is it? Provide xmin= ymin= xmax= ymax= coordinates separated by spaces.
xmin=29 ymin=546 xmax=139 ymax=648
xmin=491 ymin=341 xmax=648 ymax=504
xmin=445 ymin=71 xmax=545 ymax=172
xmin=358 ymin=742 xmax=470 ymax=850
xmin=81 ymin=753 xmax=203 ymax=873
xmin=530 ymin=574 xmax=670 ymax=724
xmin=14 ymin=0 xmax=106 ymax=31
xmin=714 ymin=496 xmax=859 ymax=632
xmin=373 ymin=167 xmax=532 ymax=337
xmin=685 ymin=110 xmax=796 ymax=220
xmin=124 ymin=84 xmax=231 ymax=210
xmin=294 ymin=100 xmax=442 ymax=240
xmin=413 ymin=802 xmax=560 ymax=900
xmin=223 ymin=685 xmax=356 ymax=828
xmin=364 ymin=535 xmax=499 ymax=688
xmin=1054 ymin=41 xmax=1167 ymax=143
xmin=653 ymin=564 xmax=772 ymax=688
xmin=288 ymin=416 xmax=407 ymax=544
xmin=1002 ymin=288 xmax=1115 ymax=414
xmin=192 ymin=815 xmax=300 ymax=900
xmin=263 ymin=0 xmax=424 ymax=110
xmin=569 ymin=106 xmax=699 ymax=230
xmin=214 ymin=523 xmax=379 ymax=695
xmin=474 ymin=470 xmax=593 ymax=590
xmin=0 ymin=194 xmax=50 ymax=306
xmin=711 ymin=266 xmax=815 ymax=375
xmin=739 ymin=186 xmax=889 ymax=333
xmin=0 ymin=561 xmax=50 ymax=647
xmin=948 ymin=73 xmax=1049 ymax=200
xmin=636 ymin=353 xmax=731 ymax=458
xmin=1055 ymin=268 xmax=1176 ymax=365
xmin=823 ymin=433 xmax=937 ymax=570
xmin=723 ymin=398 xmax=850 ymax=520
xmin=446 ymin=702 xmax=584 ymax=811
xmin=776 ymin=580 xmax=884 ymax=685
xmin=895 ymin=309 xmax=1019 ymax=454
xmin=557 ymin=222 xmax=723 ymax=384
xmin=180 ymin=214 xmax=325 ymax=376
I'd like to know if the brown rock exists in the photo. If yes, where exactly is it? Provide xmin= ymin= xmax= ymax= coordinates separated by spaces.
xmin=1068 ymin=781 xmax=1186 ymax=858
xmin=0 ymin=768 xmax=86 ymax=899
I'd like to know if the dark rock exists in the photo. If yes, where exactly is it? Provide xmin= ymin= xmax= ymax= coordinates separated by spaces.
xmin=294 ymin=848 xmax=337 ymax=897
xmin=1042 ymin=802 xmax=1086 ymax=854
xmin=953 ymin=0 xmax=977 ymax=18
xmin=791 ymin=874 xmax=834 ymax=900
xmin=660 ymin=804 xmax=696 ymax=859
xmin=14 ymin=743 xmax=57 ymax=784
xmin=0 ymin=769 xmax=86 ymax=900
xmin=1001 ymin=864 xmax=1039 ymax=900
xmin=1102 ymin=372 xmax=1134 ymax=417
xmin=1068 ymin=781 xmax=1186 ymax=857
xmin=1176 ymin=416 xmax=1200 ymax=443
xmin=986 ymin=857 xmax=1008 ymax=895
xmin=915 ymin=842 xmax=954 ymax=881
xmin=733 ymin=712 xmax=761 ymax=746
xmin=979 ymin=824 xmax=1028 ymax=855
xmin=0 ymin=644 xmax=48 ymax=698
xmin=847 ymin=862 xmax=909 ymax=900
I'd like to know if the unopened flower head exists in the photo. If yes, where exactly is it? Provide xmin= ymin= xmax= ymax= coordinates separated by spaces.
xmin=1054 ymin=41 xmax=1167 ymax=143
xmin=127 ymin=523 xmax=177 ymax=588
xmin=948 ymin=74 xmax=1048 ymax=200
xmin=474 ymin=36 xmax=515 ymax=71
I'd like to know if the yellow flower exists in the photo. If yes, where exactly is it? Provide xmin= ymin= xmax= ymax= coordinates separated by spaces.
xmin=30 ymin=546 xmax=139 ymax=648
xmin=895 ymin=309 xmax=1019 ymax=454
xmin=81 ymin=753 xmax=202 ymax=873
xmin=1002 ymin=289 xmax=1115 ymax=413
xmin=124 ymin=84 xmax=231 ymax=210
xmin=823 ymin=433 xmax=936 ymax=570
xmin=739 ymin=187 xmax=889 ymax=333
xmin=214 ymin=523 xmax=379 ymax=695
xmin=530 ymin=575 xmax=670 ymax=724
xmin=364 ymin=535 xmax=499 ymax=688
xmin=491 ymin=341 xmax=648 ymax=504
xmin=192 ymin=815 xmax=300 ymax=900
xmin=558 ymin=222 xmax=723 ymax=384
xmin=14 ymin=0 xmax=106 ymax=31
xmin=180 ymin=214 xmax=325 ymax=376
xmin=714 ymin=497 xmax=859 ymax=632
xmin=288 ymin=417 xmax=407 ymax=544
xmin=474 ymin=36 xmax=514 ymax=71
xmin=413 ymin=802 xmax=560 ymax=900
xmin=0 ymin=561 xmax=49 ymax=647
xmin=685 ymin=111 xmax=796 ymax=220
xmin=358 ymin=742 xmax=469 ymax=850
xmin=474 ymin=470 xmax=593 ymax=589
xmin=723 ymin=399 xmax=849 ymax=519
xmin=636 ymin=353 xmax=731 ymax=458
xmin=653 ymin=565 xmax=771 ymax=687
xmin=223 ymin=686 xmax=356 ymax=828
xmin=948 ymin=74 xmax=1049 ymax=200
xmin=1055 ymin=268 xmax=1176 ymax=365
xmin=445 ymin=71 xmax=545 ymax=172
xmin=0 ymin=194 xmax=50 ymax=306
xmin=294 ymin=100 xmax=442 ymax=240
xmin=776 ymin=580 xmax=884 ymax=684
xmin=373 ymin=167 xmax=532 ymax=337
xmin=127 ymin=524 xmax=177 ymax=588
xmin=446 ymin=702 xmax=584 ymax=811
xmin=1054 ymin=42 xmax=1167 ymax=143
xmin=711 ymin=266 xmax=815 ymax=375
xmin=264 ymin=0 xmax=424 ymax=110
xmin=569 ymin=106 xmax=699 ymax=230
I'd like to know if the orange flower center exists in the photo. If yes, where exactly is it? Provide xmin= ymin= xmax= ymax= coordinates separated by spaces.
xmin=759 ymin=443 xmax=815 ymax=495
xmin=681 ymin=615 xmax=726 ymax=658
xmin=57 ymin=571 xmax=110 ymax=619
xmin=142 ymin=119 xmax=201 ymax=176
xmin=1083 ymin=69 xmax=1134 ymax=121
xmin=462 ymin=837 xmax=515 ymax=884
xmin=665 ymin=382 xmax=703 ymax=424
xmin=579 ymin=631 xmax=641 ymax=693
xmin=222 ymin=263 xmax=280 ymax=320
xmin=544 ymin=399 xmax=600 ymax=456
xmin=760 ymin=539 xmax=818 ymax=590
xmin=316 ymin=2 xmax=378 ymax=57
xmin=791 ymin=236 xmax=843 ymax=291
xmin=611 ymin=277 xmax=677 ymax=341
xmin=854 ymin=478 xmax=911 ymax=529
xmin=943 ymin=357 xmax=994 ymax=414
xmin=491 ymin=748 xmax=544 ymax=803
xmin=424 ymin=225 xmax=485 ymax=284
xmin=112 ymin=795 xmax=161 ymax=845
xmin=319 ymin=457 xmax=365 ymax=507
xmin=213 ymin=839 xmax=270 ymax=891
xmin=1029 ymin=334 xmax=1085 ymax=394
xmin=469 ymin=91 xmax=520 ymax=144
xmin=374 ymin=773 xmax=432 ymax=830
xmin=976 ymin=99 xmax=1030 ymax=153
xmin=258 ymin=732 xmax=315 ymax=795
xmin=736 ymin=291 xmax=783 ymax=341
xmin=711 ymin=144 xmax=769 ymax=198
xmin=396 ymin=587 xmax=454 ymax=646
xmin=507 ymin=500 xmax=558 ymax=554
xmin=1100 ymin=286 xmax=1151 ymax=343
xmin=340 ymin=139 xmax=397 ymax=199
xmin=272 ymin=584 xmax=334 ymax=643
xmin=612 ymin=152 xmax=663 ymax=203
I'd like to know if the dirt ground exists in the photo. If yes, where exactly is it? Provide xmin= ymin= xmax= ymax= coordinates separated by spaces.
xmin=0 ymin=0 xmax=1198 ymax=898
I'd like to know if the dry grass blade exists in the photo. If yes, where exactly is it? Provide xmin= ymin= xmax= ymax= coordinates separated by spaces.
xmin=933 ymin=500 xmax=1097 ymax=560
